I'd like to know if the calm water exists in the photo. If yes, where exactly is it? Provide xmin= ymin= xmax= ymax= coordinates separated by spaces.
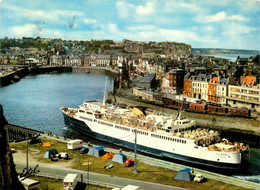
xmin=0 ymin=72 xmax=259 ymax=183
xmin=0 ymin=72 xmax=113 ymax=135
xmin=202 ymin=54 xmax=255 ymax=62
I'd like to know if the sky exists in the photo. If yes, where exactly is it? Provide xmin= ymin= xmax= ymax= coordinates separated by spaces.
xmin=0 ymin=0 xmax=260 ymax=50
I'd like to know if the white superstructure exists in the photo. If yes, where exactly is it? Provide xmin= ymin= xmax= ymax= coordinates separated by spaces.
xmin=61 ymin=100 xmax=250 ymax=169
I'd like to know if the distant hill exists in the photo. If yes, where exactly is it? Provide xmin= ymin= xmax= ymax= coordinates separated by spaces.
xmin=192 ymin=48 xmax=260 ymax=55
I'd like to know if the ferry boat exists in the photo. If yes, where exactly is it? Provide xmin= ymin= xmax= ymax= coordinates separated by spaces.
xmin=61 ymin=98 xmax=250 ymax=169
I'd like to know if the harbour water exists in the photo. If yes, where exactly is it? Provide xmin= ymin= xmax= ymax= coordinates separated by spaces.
xmin=0 ymin=72 xmax=113 ymax=135
xmin=0 ymin=72 xmax=259 ymax=183
xmin=201 ymin=54 xmax=256 ymax=62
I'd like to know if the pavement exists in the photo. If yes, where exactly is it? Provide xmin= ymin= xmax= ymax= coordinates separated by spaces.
xmin=15 ymin=162 xmax=185 ymax=190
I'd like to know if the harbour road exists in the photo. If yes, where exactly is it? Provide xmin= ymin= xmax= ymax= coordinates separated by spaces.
xmin=15 ymin=163 xmax=186 ymax=190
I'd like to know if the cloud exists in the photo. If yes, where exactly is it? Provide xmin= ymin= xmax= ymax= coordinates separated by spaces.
xmin=198 ymin=11 xmax=226 ymax=23
xmin=165 ymin=1 xmax=203 ymax=13
xmin=9 ymin=24 xmax=63 ymax=38
xmin=196 ymin=12 xmax=247 ymax=23
xmin=83 ymin=18 xmax=97 ymax=25
xmin=127 ymin=25 xmax=156 ymax=31
xmin=136 ymin=2 xmax=155 ymax=16
xmin=229 ymin=15 xmax=246 ymax=21
xmin=116 ymin=1 xmax=135 ymax=19
xmin=116 ymin=1 xmax=155 ymax=22
xmin=4 ymin=4 xmax=84 ymax=24
xmin=10 ymin=24 xmax=38 ymax=36
xmin=222 ymin=23 xmax=258 ymax=35
xmin=236 ymin=0 xmax=260 ymax=13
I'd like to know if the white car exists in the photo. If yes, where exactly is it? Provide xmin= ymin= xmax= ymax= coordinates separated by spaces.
xmin=56 ymin=152 xmax=69 ymax=159
xmin=194 ymin=173 xmax=205 ymax=183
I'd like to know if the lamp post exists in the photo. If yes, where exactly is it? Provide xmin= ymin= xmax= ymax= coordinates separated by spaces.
xmin=133 ymin=129 xmax=137 ymax=173
xmin=26 ymin=133 xmax=28 ymax=170
xmin=87 ymin=160 xmax=89 ymax=189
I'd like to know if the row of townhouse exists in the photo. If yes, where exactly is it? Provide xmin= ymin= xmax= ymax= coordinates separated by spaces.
xmin=183 ymin=74 xmax=260 ymax=111
xmin=50 ymin=54 xmax=117 ymax=67
xmin=49 ymin=53 xmax=168 ymax=80
xmin=50 ymin=55 xmax=82 ymax=66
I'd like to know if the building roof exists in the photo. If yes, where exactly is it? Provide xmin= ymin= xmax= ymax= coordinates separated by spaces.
xmin=218 ymin=78 xmax=228 ymax=85
xmin=209 ymin=77 xmax=219 ymax=84
xmin=184 ymin=72 xmax=191 ymax=80
xmin=193 ymin=74 xmax=210 ymax=82
xmin=242 ymin=76 xmax=256 ymax=86
xmin=169 ymin=69 xmax=184 ymax=73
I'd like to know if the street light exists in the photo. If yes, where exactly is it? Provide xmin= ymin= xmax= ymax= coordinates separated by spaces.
xmin=133 ymin=129 xmax=137 ymax=174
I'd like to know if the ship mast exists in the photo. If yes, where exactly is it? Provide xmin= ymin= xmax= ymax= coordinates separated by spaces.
xmin=103 ymin=77 xmax=108 ymax=106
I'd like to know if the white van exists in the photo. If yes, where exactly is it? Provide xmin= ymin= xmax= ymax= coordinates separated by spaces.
xmin=67 ymin=139 xmax=83 ymax=150
xmin=63 ymin=174 xmax=78 ymax=190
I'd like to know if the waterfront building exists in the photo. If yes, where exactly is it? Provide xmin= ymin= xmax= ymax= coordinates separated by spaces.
xmin=64 ymin=55 xmax=82 ymax=66
xmin=208 ymin=77 xmax=219 ymax=103
xmin=216 ymin=78 xmax=229 ymax=105
xmin=136 ymin=72 xmax=156 ymax=90
xmin=168 ymin=69 xmax=185 ymax=94
xmin=88 ymin=54 xmax=98 ymax=66
xmin=132 ymin=87 xmax=162 ymax=101
xmin=96 ymin=55 xmax=110 ymax=67
xmin=183 ymin=73 xmax=192 ymax=98
xmin=83 ymin=55 xmax=91 ymax=66
xmin=154 ymin=62 xmax=166 ymax=80
xmin=191 ymin=74 xmax=210 ymax=101
xmin=227 ymin=76 xmax=260 ymax=112
xmin=161 ymin=73 xmax=171 ymax=94
xmin=161 ymin=69 xmax=185 ymax=95
xmin=50 ymin=55 xmax=64 ymax=65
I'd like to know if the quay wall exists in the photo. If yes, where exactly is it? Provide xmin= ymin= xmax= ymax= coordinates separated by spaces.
xmin=0 ymin=68 xmax=28 ymax=87
xmin=1 ymin=65 xmax=118 ymax=87
xmin=112 ymin=95 xmax=260 ymax=148
xmin=0 ymin=66 xmax=71 ymax=87
xmin=72 ymin=66 xmax=119 ymax=78
xmin=0 ymin=72 xmax=15 ymax=87
xmin=29 ymin=66 xmax=72 ymax=74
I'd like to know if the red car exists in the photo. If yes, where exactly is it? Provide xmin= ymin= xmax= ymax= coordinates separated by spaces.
xmin=124 ymin=159 xmax=134 ymax=167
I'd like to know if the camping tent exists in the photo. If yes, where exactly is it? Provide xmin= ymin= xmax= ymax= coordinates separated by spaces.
xmin=44 ymin=149 xmax=58 ymax=159
xmin=88 ymin=146 xmax=106 ymax=157
xmin=112 ymin=153 xmax=127 ymax=164
xmin=174 ymin=168 xmax=193 ymax=182
xmin=102 ymin=152 xmax=114 ymax=159
xmin=42 ymin=142 xmax=51 ymax=147
xmin=104 ymin=162 xmax=114 ymax=169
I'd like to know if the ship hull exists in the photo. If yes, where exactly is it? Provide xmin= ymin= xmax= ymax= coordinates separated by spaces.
xmin=62 ymin=112 xmax=247 ymax=170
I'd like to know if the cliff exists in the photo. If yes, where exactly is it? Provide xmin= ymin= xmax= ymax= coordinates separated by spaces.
xmin=0 ymin=105 xmax=24 ymax=190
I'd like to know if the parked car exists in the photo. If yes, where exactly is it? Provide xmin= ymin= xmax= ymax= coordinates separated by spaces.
xmin=79 ymin=147 xmax=88 ymax=154
xmin=193 ymin=173 xmax=205 ymax=183
xmin=29 ymin=137 xmax=42 ymax=144
xmin=56 ymin=152 xmax=69 ymax=159
xmin=124 ymin=159 xmax=134 ymax=167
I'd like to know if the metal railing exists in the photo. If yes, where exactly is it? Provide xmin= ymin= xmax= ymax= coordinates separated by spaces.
xmin=17 ymin=169 xmax=124 ymax=189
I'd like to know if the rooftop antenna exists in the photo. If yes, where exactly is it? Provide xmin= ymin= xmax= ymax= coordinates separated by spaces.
xmin=103 ymin=77 xmax=108 ymax=106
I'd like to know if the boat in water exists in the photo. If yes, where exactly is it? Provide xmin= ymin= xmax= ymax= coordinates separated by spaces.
xmin=61 ymin=96 xmax=250 ymax=169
